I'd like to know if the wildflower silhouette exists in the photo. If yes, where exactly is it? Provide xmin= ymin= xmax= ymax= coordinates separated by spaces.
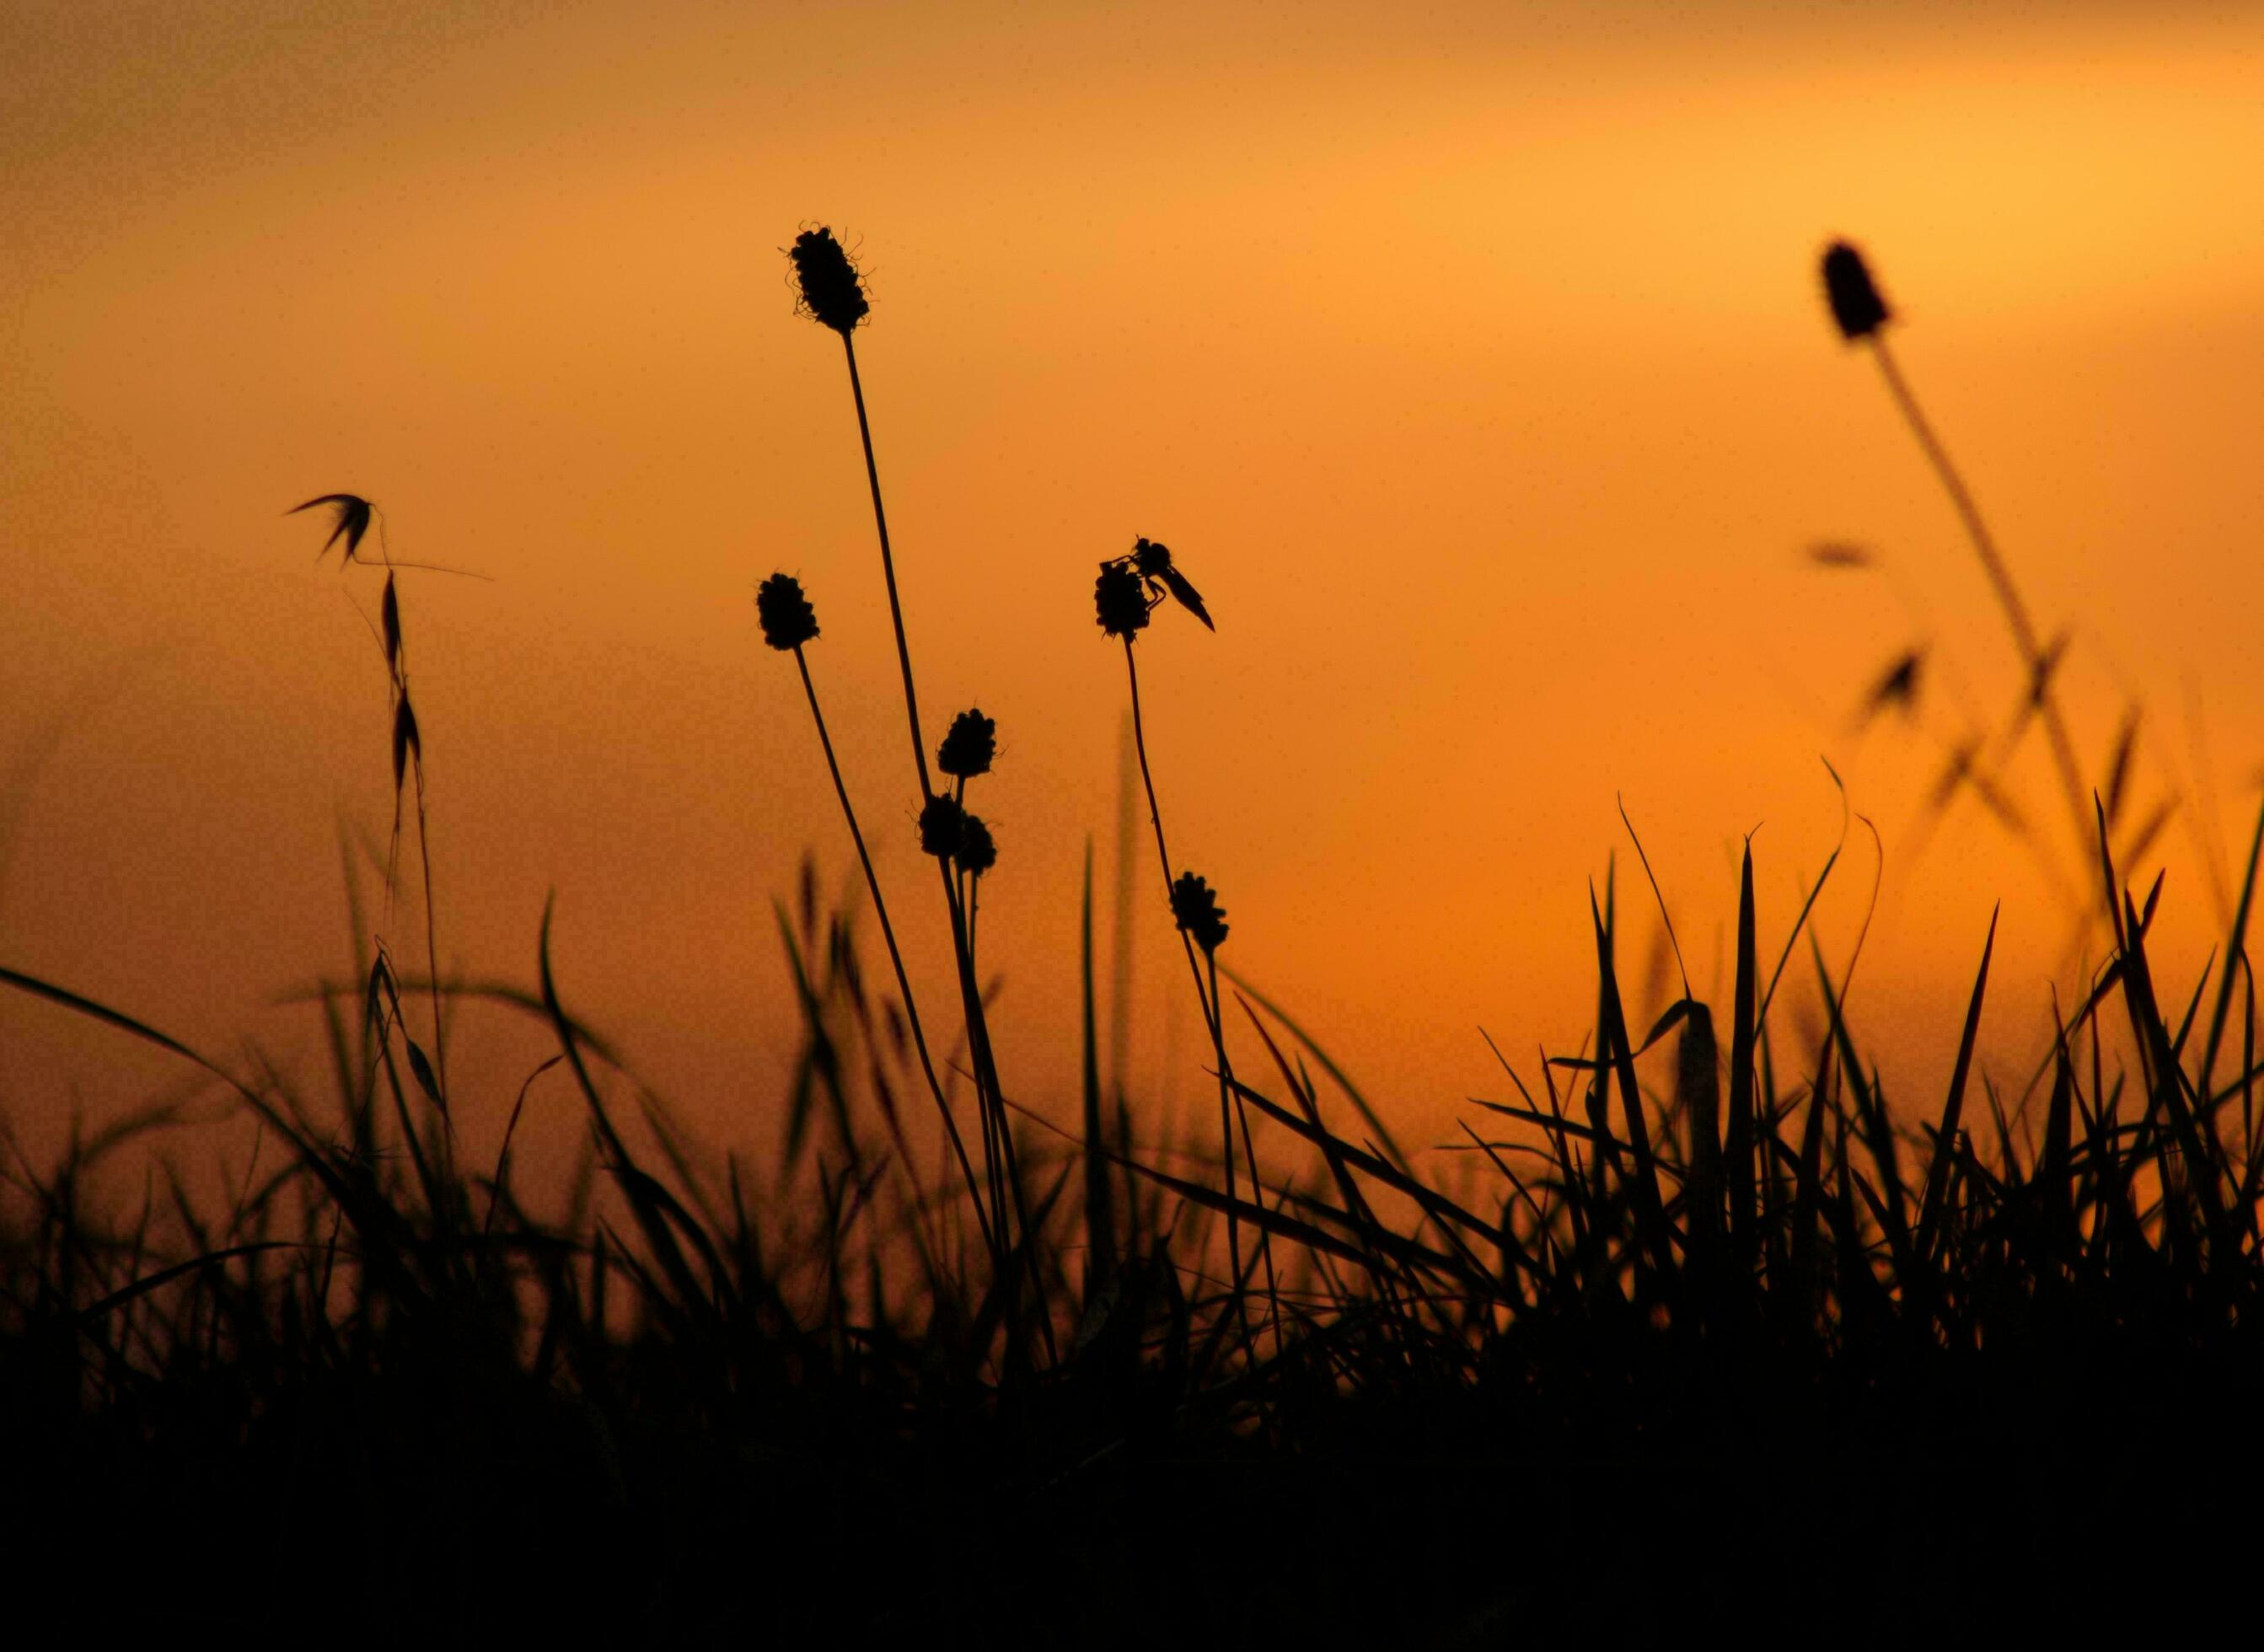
xmin=756 ymin=570 xmax=992 ymax=1259
xmin=937 ymin=709 xmax=996 ymax=780
xmin=1095 ymin=561 xmax=1150 ymax=639
xmin=1170 ymin=872 xmax=1227 ymax=954
xmin=790 ymin=226 xmax=1037 ymax=1337
xmin=756 ymin=572 xmax=820 ymax=651
xmin=1821 ymin=240 xmax=1889 ymax=341
xmin=1094 ymin=534 xmax=1271 ymax=1350
xmin=919 ymin=792 xmax=968 ymax=858
xmin=789 ymin=227 xmax=869 ymax=335
xmin=958 ymin=814 xmax=996 ymax=877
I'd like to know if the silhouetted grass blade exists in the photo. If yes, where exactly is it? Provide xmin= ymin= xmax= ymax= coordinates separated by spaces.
xmin=1916 ymin=907 xmax=1997 ymax=1268
xmin=1726 ymin=842 xmax=1760 ymax=1263
xmin=1081 ymin=842 xmax=1115 ymax=1298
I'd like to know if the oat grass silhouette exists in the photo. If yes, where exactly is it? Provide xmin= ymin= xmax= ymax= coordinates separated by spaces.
xmin=290 ymin=493 xmax=450 ymax=1135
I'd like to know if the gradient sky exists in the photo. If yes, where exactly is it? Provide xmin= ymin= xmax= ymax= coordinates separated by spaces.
xmin=4 ymin=1 xmax=2261 ymax=1180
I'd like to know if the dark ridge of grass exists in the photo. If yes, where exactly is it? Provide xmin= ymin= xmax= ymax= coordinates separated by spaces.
xmin=6 ymin=798 xmax=2261 ymax=1638
xmin=3 ymin=231 xmax=2259 ymax=1641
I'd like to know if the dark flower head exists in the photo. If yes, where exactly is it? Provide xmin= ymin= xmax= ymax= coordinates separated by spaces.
xmin=937 ymin=709 xmax=996 ymax=779
xmin=956 ymin=813 xmax=997 ymax=877
xmin=790 ymin=227 xmax=869 ymax=334
xmin=919 ymin=791 xmax=967 ymax=858
xmin=1821 ymin=240 xmax=1890 ymax=341
xmin=757 ymin=573 xmax=819 ymax=651
xmin=1170 ymin=872 xmax=1228 ymax=954
xmin=1096 ymin=561 xmax=1150 ymax=640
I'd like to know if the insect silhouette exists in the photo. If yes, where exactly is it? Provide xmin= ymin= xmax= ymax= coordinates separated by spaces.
xmin=1105 ymin=537 xmax=1215 ymax=630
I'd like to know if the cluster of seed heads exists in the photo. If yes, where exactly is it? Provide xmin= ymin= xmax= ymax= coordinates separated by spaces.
xmin=919 ymin=791 xmax=996 ymax=876
xmin=928 ymin=709 xmax=1003 ymax=875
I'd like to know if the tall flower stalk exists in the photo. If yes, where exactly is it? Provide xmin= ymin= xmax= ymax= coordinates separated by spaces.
xmin=1822 ymin=241 xmax=2095 ymax=893
xmin=789 ymin=229 xmax=935 ymax=800
xmin=758 ymin=574 xmax=993 ymax=1260
xmin=1099 ymin=550 xmax=1276 ymax=1353
xmin=790 ymin=229 xmax=1042 ymax=1358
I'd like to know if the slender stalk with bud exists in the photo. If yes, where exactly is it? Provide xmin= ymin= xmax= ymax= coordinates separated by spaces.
xmin=757 ymin=573 xmax=994 ymax=1260
xmin=1821 ymin=240 xmax=2095 ymax=894
xmin=1098 ymin=550 xmax=1276 ymax=1353
xmin=788 ymin=231 xmax=1042 ymax=1359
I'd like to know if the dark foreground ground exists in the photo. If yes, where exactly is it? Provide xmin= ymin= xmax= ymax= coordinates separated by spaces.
xmin=9 ymin=1302 xmax=2256 ymax=1649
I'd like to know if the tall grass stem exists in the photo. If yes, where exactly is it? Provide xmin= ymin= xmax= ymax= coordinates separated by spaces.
xmin=841 ymin=335 xmax=935 ymax=801
xmin=794 ymin=646 xmax=995 ymax=1258
xmin=1867 ymin=337 xmax=2092 ymax=874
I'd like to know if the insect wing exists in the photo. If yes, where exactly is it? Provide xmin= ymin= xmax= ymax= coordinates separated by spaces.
xmin=1160 ymin=565 xmax=1214 ymax=630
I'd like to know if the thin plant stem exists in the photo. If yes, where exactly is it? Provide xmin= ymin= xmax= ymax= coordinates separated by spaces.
xmin=378 ymin=575 xmax=449 ymax=1153
xmin=841 ymin=333 xmax=935 ymax=802
xmin=1122 ymin=642 xmax=1220 ymax=1026
xmin=1121 ymin=637 xmax=1247 ymax=1353
xmin=1213 ymin=947 xmax=1278 ymax=1354
xmin=794 ymin=646 xmax=995 ymax=1259
xmin=1868 ymin=337 xmax=2094 ymax=881
xmin=831 ymin=328 xmax=1031 ymax=1348
xmin=410 ymin=761 xmax=446 ymax=1115
xmin=934 ymin=851 xmax=1056 ymax=1369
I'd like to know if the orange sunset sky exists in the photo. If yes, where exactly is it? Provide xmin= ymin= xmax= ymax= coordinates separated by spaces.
xmin=3 ymin=1 xmax=2261 ymax=1177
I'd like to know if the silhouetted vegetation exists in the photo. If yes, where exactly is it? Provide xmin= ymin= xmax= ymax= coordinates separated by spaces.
xmin=2 ymin=233 xmax=2257 ymax=1644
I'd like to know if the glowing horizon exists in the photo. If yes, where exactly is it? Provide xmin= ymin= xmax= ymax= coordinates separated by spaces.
xmin=4 ymin=1 xmax=2261 ymax=1179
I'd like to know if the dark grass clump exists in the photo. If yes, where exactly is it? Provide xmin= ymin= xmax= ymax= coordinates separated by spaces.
xmin=2 ymin=228 xmax=2258 ymax=1643
xmin=8 ymin=807 xmax=2261 ymax=1639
